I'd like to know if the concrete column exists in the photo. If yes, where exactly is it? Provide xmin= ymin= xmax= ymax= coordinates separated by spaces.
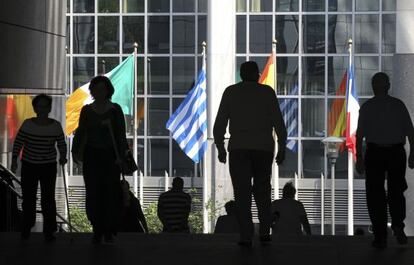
xmin=393 ymin=0 xmax=414 ymax=236
xmin=205 ymin=0 xmax=236 ymax=231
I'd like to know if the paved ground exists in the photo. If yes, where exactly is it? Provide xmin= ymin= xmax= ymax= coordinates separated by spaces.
xmin=0 ymin=233 xmax=413 ymax=265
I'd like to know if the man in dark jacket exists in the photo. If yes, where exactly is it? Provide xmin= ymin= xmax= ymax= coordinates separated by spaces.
xmin=356 ymin=72 xmax=414 ymax=249
xmin=213 ymin=61 xmax=287 ymax=246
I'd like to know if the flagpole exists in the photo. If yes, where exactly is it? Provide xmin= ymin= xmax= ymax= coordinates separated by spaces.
xmin=133 ymin=42 xmax=139 ymax=198
xmin=294 ymin=172 xmax=298 ymax=200
xmin=272 ymin=38 xmax=279 ymax=200
xmin=347 ymin=38 xmax=354 ymax=236
xmin=321 ymin=172 xmax=325 ymax=235
xmin=201 ymin=41 xmax=209 ymax=234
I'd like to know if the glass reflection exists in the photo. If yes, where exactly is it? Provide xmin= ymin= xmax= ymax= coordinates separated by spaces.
xmin=249 ymin=0 xmax=272 ymax=12
xmin=302 ymin=140 xmax=324 ymax=179
xmin=125 ymin=98 xmax=144 ymax=136
xmin=198 ymin=16 xmax=207 ymax=52
xmin=383 ymin=0 xmax=396 ymax=11
xmin=303 ymin=0 xmax=325 ymax=11
xmin=123 ymin=0 xmax=144 ymax=12
xmin=303 ymin=15 xmax=325 ymax=54
xmin=275 ymin=15 xmax=299 ymax=54
xmin=237 ymin=15 xmax=246 ymax=53
xmin=276 ymin=0 xmax=299 ymax=12
xmin=236 ymin=0 xmax=246 ymax=12
xmin=328 ymin=15 xmax=352 ymax=54
xmin=302 ymin=98 xmax=325 ymax=137
xmin=173 ymin=0 xmax=195 ymax=12
xmin=198 ymin=0 xmax=207 ymax=12
xmin=172 ymin=57 xmax=195 ymax=95
xmin=328 ymin=56 xmax=348 ymax=95
xmin=173 ymin=16 xmax=195 ymax=54
xmin=329 ymin=0 xmax=352 ymax=11
xmin=302 ymin=57 xmax=325 ymax=95
xmin=356 ymin=0 xmax=379 ymax=11
xmin=276 ymin=57 xmax=298 ymax=95
xmin=148 ymin=98 xmax=169 ymax=136
xmin=98 ymin=57 xmax=119 ymax=74
xmin=147 ymin=139 xmax=169 ymax=176
xmin=73 ymin=57 xmax=94 ymax=89
xmin=74 ymin=0 xmax=94 ymax=13
xmin=98 ymin=16 xmax=119 ymax=53
xmin=148 ymin=0 xmax=169 ymax=12
xmin=382 ymin=15 xmax=396 ymax=54
xmin=278 ymin=98 xmax=298 ymax=138
xmin=123 ymin=16 xmax=144 ymax=53
xmin=278 ymin=140 xmax=298 ymax=179
xmin=73 ymin=16 xmax=94 ymax=54
xmin=354 ymin=56 xmax=378 ymax=96
xmin=249 ymin=16 xmax=272 ymax=53
xmin=355 ymin=15 xmax=379 ymax=53
xmin=148 ymin=16 xmax=170 ymax=53
xmin=381 ymin=56 xmax=393 ymax=88
xmin=98 ymin=0 xmax=119 ymax=12
xmin=148 ymin=57 xmax=169 ymax=95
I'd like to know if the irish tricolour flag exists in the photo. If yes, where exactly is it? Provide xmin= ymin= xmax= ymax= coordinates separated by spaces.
xmin=345 ymin=60 xmax=360 ymax=158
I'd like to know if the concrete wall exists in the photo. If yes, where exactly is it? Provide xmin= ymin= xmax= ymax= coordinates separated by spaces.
xmin=0 ymin=0 xmax=66 ymax=94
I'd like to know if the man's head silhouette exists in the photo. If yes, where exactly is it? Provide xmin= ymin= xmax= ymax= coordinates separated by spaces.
xmin=240 ymin=61 xmax=260 ymax=82
xmin=372 ymin=72 xmax=390 ymax=96
xmin=172 ymin=177 xmax=184 ymax=191
xmin=282 ymin=182 xmax=296 ymax=199
xmin=224 ymin=200 xmax=236 ymax=215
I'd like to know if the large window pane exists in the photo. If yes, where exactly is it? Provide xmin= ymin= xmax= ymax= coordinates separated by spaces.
xmin=123 ymin=16 xmax=144 ymax=53
xmin=277 ymin=57 xmax=298 ymax=95
xmin=173 ymin=0 xmax=195 ymax=12
xmin=329 ymin=0 xmax=352 ymax=11
xmin=66 ymin=17 xmax=70 ymax=52
xmin=172 ymin=57 xmax=195 ymax=95
xmin=355 ymin=15 xmax=379 ymax=53
xmin=73 ymin=16 xmax=94 ymax=54
xmin=73 ymin=57 xmax=94 ymax=89
xmin=303 ymin=15 xmax=325 ymax=54
xmin=355 ymin=56 xmax=378 ymax=96
xmin=279 ymin=140 xmax=298 ymax=179
xmin=249 ymin=0 xmax=272 ymax=12
xmin=173 ymin=142 xmax=195 ymax=178
xmin=74 ymin=0 xmax=94 ymax=13
xmin=148 ymin=98 xmax=169 ymax=136
xmin=148 ymin=57 xmax=169 ymax=95
xmin=123 ymin=0 xmax=144 ymax=12
xmin=237 ymin=0 xmax=246 ymax=12
xmin=198 ymin=16 xmax=207 ymax=52
xmin=302 ymin=57 xmax=325 ymax=95
xmin=147 ymin=139 xmax=169 ymax=176
xmin=279 ymin=98 xmax=298 ymax=137
xmin=173 ymin=16 xmax=195 ymax=54
xmin=98 ymin=0 xmax=119 ymax=12
xmin=381 ymin=56 xmax=393 ymax=87
xmin=276 ymin=0 xmax=299 ymax=12
xmin=275 ymin=15 xmax=299 ymax=54
xmin=303 ymin=0 xmax=325 ymax=11
xmin=98 ymin=57 xmax=119 ymax=74
xmin=249 ymin=15 xmax=272 ymax=53
xmin=356 ymin=0 xmax=379 ymax=11
xmin=237 ymin=15 xmax=246 ymax=53
xmin=302 ymin=98 xmax=325 ymax=137
xmin=328 ymin=56 xmax=348 ymax=95
xmin=98 ymin=16 xmax=119 ymax=53
xmin=198 ymin=0 xmax=207 ymax=12
xmin=302 ymin=140 xmax=324 ymax=179
xmin=383 ymin=0 xmax=396 ymax=11
xmin=148 ymin=0 xmax=169 ymax=12
xmin=328 ymin=15 xmax=352 ymax=54
xmin=382 ymin=14 xmax=396 ymax=54
xmin=148 ymin=16 xmax=170 ymax=53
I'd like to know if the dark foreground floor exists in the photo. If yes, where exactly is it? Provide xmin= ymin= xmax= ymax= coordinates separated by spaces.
xmin=1 ymin=233 xmax=414 ymax=265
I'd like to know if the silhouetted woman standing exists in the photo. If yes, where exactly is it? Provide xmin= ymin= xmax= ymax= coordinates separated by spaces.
xmin=72 ymin=76 xmax=128 ymax=243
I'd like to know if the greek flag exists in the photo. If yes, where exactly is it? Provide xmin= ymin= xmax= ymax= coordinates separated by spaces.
xmin=166 ymin=67 xmax=207 ymax=163
xmin=279 ymin=85 xmax=298 ymax=152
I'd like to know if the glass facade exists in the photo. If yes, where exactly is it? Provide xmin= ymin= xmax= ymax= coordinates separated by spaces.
xmin=66 ymin=0 xmax=396 ymax=181
xmin=236 ymin=0 xmax=396 ymax=179
xmin=66 ymin=0 xmax=206 ymax=178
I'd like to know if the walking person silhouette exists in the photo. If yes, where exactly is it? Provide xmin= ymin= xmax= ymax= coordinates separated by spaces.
xmin=213 ymin=61 xmax=287 ymax=246
xmin=356 ymin=72 xmax=414 ymax=249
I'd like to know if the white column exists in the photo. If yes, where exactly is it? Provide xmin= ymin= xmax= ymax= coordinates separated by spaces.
xmin=205 ymin=0 xmax=236 ymax=233
xmin=394 ymin=0 xmax=414 ymax=236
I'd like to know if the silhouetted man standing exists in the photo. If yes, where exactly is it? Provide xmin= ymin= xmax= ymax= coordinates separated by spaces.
xmin=213 ymin=61 xmax=287 ymax=246
xmin=356 ymin=72 xmax=414 ymax=249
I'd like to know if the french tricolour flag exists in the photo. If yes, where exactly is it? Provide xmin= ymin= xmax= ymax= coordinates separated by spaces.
xmin=345 ymin=60 xmax=360 ymax=159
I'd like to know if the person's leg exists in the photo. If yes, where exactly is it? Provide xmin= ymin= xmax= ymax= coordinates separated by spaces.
xmin=387 ymin=146 xmax=407 ymax=244
xmin=39 ymin=163 xmax=57 ymax=240
xmin=229 ymin=150 xmax=254 ymax=243
xmin=251 ymin=150 xmax=273 ymax=239
xmin=20 ymin=162 xmax=39 ymax=238
xmin=365 ymin=147 xmax=388 ymax=244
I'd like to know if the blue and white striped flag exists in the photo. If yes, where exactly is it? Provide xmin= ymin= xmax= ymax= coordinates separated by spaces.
xmin=279 ymin=85 xmax=298 ymax=152
xmin=166 ymin=66 xmax=207 ymax=163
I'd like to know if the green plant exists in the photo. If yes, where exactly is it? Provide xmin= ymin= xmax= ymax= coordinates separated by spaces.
xmin=187 ymin=188 xmax=203 ymax=233
xmin=143 ymin=202 xmax=163 ymax=233
xmin=69 ymin=205 xmax=92 ymax=232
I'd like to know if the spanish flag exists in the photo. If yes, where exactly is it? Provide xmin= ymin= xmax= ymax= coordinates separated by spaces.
xmin=328 ymin=72 xmax=347 ymax=138
xmin=258 ymin=54 xmax=275 ymax=89
xmin=66 ymin=54 xmax=135 ymax=135
xmin=4 ymin=95 xmax=35 ymax=140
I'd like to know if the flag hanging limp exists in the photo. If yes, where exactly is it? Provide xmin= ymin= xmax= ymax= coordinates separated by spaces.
xmin=65 ymin=54 xmax=134 ymax=135
xmin=166 ymin=65 xmax=207 ymax=163
xmin=345 ymin=61 xmax=360 ymax=158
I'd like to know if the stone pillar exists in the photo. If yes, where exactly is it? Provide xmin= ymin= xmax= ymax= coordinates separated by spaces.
xmin=393 ymin=0 xmax=414 ymax=236
xmin=205 ymin=0 xmax=236 ymax=231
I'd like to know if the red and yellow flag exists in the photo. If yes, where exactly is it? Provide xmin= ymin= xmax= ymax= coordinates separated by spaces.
xmin=328 ymin=72 xmax=347 ymax=137
xmin=259 ymin=54 xmax=275 ymax=89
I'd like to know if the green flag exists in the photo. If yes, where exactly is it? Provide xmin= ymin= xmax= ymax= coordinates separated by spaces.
xmin=108 ymin=54 xmax=134 ymax=115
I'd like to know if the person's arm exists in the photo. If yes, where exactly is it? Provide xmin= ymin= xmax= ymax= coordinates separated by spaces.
xmin=356 ymin=108 xmax=365 ymax=174
xmin=56 ymin=123 xmax=68 ymax=165
xmin=11 ymin=121 xmax=26 ymax=173
xmin=270 ymin=90 xmax=287 ymax=165
xmin=402 ymin=103 xmax=414 ymax=169
xmin=299 ymin=202 xmax=311 ymax=235
xmin=113 ymin=104 xmax=129 ymax=156
xmin=72 ymin=106 xmax=87 ymax=163
xmin=213 ymin=89 xmax=230 ymax=163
